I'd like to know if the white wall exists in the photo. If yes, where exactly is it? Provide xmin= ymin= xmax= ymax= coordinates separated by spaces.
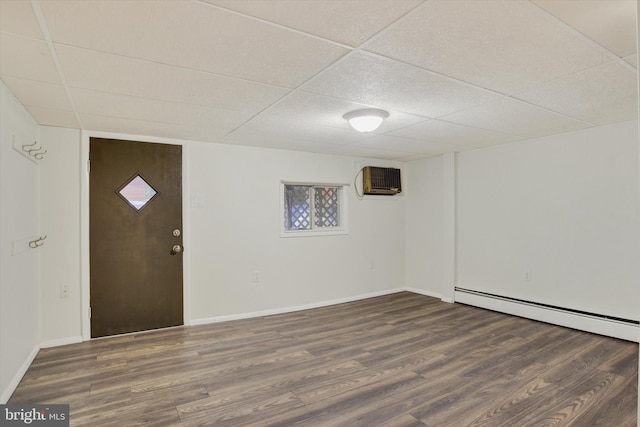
xmin=456 ymin=121 xmax=640 ymax=321
xmin=405 ymin=121 xmax=640 ymax=339
xmin=37 ymin=131 xmax=405 ymax=339
xmin=405 ymin=155 xmax=444 ymax=297
xmin=188 ymin=142 xmax=405 ymax=321
xmin=39 ymin=126 xmax=82 ymax=346
xmin=0 ymin=82 xmax=40 ymax=402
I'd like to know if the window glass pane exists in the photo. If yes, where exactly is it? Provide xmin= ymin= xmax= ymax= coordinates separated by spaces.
xmin=284 ymin=185 xmax=311 ymax=230
xmin=118 ymin=174 xmax=158 ymax=211
xmin=314 ymin=187 xmax=340 ymax=227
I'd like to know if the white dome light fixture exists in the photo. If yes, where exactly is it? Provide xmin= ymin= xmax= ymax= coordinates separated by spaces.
xmin=343 ymin=108 xmax=389 ymax=133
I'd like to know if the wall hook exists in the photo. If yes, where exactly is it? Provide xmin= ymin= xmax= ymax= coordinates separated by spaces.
xmin=12 ymin=136 xmax=45 ymax=164
xmin=22 ymin=141 xmax=39 ymax=153
xmin=21 ymin=141 xmax=46 ymax=160
xmin=28 ymin=235 xmax=47 ymax=249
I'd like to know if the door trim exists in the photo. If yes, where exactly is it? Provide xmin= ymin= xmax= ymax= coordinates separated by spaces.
xmin=80 ymin=130 xmax=191 ymax=341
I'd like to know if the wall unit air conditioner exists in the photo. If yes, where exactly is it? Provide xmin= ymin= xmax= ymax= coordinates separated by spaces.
xmin=363 ymin=166 xmax=402 ymax=195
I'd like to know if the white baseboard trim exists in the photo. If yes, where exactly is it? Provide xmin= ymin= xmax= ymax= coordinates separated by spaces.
xmin=191 ymin=288 xmax=405 ymax=326
xmin=40 ymin=336 xmax=83 ymax=349
xmin=455 ymin=290 xmax=639 ymax=343
xmin=402 ymin=287 xmax=444 ymax=301
xmin=1 ymin=345 xmax=39 ymax=404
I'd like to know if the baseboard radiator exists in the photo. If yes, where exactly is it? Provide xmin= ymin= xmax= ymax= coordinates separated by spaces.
xmin=454 ymin=287 xmax=639 ymax=342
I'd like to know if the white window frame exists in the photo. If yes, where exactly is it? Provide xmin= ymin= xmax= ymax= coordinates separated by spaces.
xmin=280 ymin=181 xmax=349 ymax=238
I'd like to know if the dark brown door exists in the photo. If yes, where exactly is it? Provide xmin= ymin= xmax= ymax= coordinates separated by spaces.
xmin=89 ymin=138 xmax=183 ymax=338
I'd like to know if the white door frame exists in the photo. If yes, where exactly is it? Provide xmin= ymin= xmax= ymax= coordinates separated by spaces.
xmin=80 ymin=130 xmax=191 ymax=341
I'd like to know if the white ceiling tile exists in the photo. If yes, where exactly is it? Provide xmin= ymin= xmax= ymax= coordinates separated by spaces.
xmin=26 ymin=106 xmax=80 ymax=128
xmin=239 ymin=91 xmax=424 ymax=144
xmin=70 ymin=88 xmax=253 ymax=132
xmin=350 ymin=133 xmax=469 ymax=158
xmin=2 ymin=0 xmax=635 ymax=161
xmin=2 ymin=76 xmax=72 ymax=111
xmin=81 ymin=114 xmax=232 ymax=142
xmin=205 ymin=0 xmax=422 ymax=46
xmin=39 ymin=0 xmax=349 ymax=87
xmin=0 ymin=1 xmax=43 ymax=39
xmin=55 ymin=45 xmax=290 ymax=113
xmin=390 ymin=119 xmax=521 ymax=147
xmin=351 ymin=134 xmax=429 ymax=153
xmin=302 ymin=52 xmax=503 ymax=118
xmin=236 ymin=117 xmax=361 ymax=146
xmin=365 ymin=0 xmax=609 ymax=95
xmin=532 ymin=0 xmax=637 ymax=57
xmin=336 ymin=145 xmax=413 ymax=160
xmin=0 ymin=33 xmax=60 ymax=83
xmin=441 ymin=97 xmax=592 ymax=137
xmin=225 ymin=127 xmax=350 ymax=154
xmin=624 ymin=54 xmax=637 ymax=68
xmin=514 ymin=62 xmax=638 ymax=126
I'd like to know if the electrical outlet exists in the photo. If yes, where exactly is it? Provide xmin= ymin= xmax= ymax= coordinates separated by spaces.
xmin=252 ymin=271 xmax=261 ymax=283
xmin=60 ymin=284 xmax=70 ymax=299
xmin=524 ymin=271 xmax=532 ymax=282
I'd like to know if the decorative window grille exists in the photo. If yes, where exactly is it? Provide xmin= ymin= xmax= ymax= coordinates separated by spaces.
xmin=283 ymin=184 xmax=343 ymax=233
xmin=314 ymin=187 xmax=339 ymax=227
xmin=284 ymin=185 xmax=311 ymax=231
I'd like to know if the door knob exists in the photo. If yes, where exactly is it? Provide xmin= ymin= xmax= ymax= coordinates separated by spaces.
xmin=171 ymin=244 xmax=183 ymax=254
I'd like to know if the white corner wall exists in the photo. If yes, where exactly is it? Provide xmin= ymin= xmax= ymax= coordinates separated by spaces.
xmin=456 ymin=121 xmax=640 ymax=322
xmin=39 ymin=126 xmax=82 ymax=347
xmin=405 ymin=155 xmax=444 ymax=298
xmin=0 ymin=82 xmax=40 ymax=403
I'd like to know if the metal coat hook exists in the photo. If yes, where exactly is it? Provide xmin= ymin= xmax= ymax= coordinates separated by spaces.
xmin=22 ymin=141 xmax=46 ymax=160
xmin=33 ymin=150 xmax=47 ymax=160
xmin=22 ymin=141 xmax=39 ymax=152
xmin=29 ymin=235 xmax=47 ymax=249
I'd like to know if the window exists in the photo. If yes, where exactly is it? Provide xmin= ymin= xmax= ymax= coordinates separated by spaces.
xmin=117 ymin=173 xmax=158 ymax=212
xmin=282 ymin=183 xmax=347 ymax=236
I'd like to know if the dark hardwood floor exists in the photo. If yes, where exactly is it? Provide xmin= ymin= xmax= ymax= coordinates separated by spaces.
xmin=9 ymin=292 xmax=638 ymax=426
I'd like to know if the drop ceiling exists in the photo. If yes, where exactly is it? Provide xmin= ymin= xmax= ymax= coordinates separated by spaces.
xmin=0 ymin=0 xmax=637 ymax=160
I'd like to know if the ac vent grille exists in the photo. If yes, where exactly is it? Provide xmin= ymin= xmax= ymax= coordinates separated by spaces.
xmin=363 ymin=166 xmax=401 ymax=195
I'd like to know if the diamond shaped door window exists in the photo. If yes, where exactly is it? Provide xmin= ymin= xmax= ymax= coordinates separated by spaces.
xmin=117 ymin=174 xmax=158 ymax=211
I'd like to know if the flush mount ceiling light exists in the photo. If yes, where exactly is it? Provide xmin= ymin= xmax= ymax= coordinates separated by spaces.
xmin=343 ymin=108 xmax=389 ymax=133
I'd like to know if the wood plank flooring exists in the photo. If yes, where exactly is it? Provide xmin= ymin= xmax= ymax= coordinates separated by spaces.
xmin=9 ymin=292 xmax=638 ymax=426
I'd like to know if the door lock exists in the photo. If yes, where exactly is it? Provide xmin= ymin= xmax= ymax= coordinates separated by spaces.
xmin=171 ymin=244 xmax=183 ymax=254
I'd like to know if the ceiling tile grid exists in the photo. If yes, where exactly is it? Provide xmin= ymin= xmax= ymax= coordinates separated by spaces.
xmin=0 ymin=0 xmax=43 ymax=40
xmin=512 ymin=61 xmax=638 ymax=126
xmin=0 ymin=33 xmax=60 ymax=84
xmin=204 ymin=0 xmax=424 ymax=47
xmin=54 ymin=45 xmax=292 ymax=113
xmin=363 ymin=0 xmax=612 ymax=95
xmin=37 ymin=0 xmax=350 ymax=87
xmin=532 ymin=0 xmax=637 ymax=58
xmin=0 ymin=0 xmax=637 ymax=160
xmin=1 ymin=76 xmax=72 ymax=112
xmin=440 ymin=96 xmax=593 ymax=138
xmin=389 ymin=119 xmax=522 ymax=147
xmin=300 ymin=52 xmax=504 ymax=119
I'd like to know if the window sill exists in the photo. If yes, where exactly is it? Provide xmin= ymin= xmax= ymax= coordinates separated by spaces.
xmin=280 ymin=228 xmax=347 ymax=238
